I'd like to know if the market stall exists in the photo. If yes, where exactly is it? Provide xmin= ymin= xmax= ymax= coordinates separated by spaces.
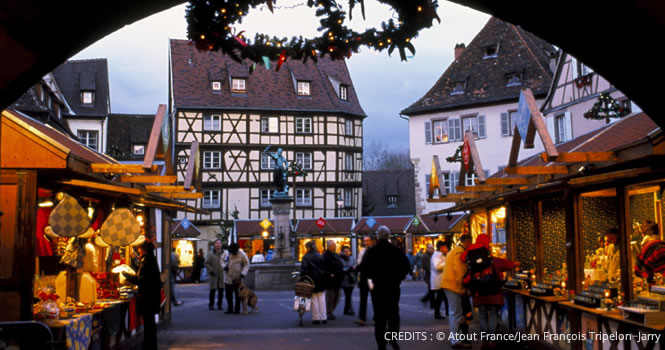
xmin=402 ymin=214 xmax=466 ymax=254
xmin=171 ymin=218 xmax=204 ymax=281
xmin=0 ymin=109 xmax=202 ymax=349
xmin=293 ymin=218 xmax=355 ymax=259
xmin=428 ymin=112 xmax=665 ymax=349
xmin=233 ymin=219 xmax=277 ymax=261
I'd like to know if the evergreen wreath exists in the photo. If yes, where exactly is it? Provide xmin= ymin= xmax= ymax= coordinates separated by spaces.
xmin=186 ymin=0 xmax=440 ymax=63
xmin=583 ymin=93 xmax=630 ymax=120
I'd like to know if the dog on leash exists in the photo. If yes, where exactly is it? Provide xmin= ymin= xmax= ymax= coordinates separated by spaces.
xmin=235 ymin=278 xmax=258 ymax=314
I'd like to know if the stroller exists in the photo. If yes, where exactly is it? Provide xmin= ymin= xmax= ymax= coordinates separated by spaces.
xmin=292 ymin=272 xmax=314 ymax=326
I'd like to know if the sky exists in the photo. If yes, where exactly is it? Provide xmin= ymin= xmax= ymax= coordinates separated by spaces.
xmin=72 ymin=1 xmax=490 ymax=151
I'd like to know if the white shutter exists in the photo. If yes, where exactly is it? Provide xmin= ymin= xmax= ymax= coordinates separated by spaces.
xmin=478 ymin=115 xmax=486 ymax=138
xmin=546 ymin=116 xmax=556 ymax=143
xmin=564 ymin=111 xmax=573 ymax=141
xmin=425 ymin=121 xmax=432 ymax=144
xmin=500 ymin=113 xmax=509 ymax=136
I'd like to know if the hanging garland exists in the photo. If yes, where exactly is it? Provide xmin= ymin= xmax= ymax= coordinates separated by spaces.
xmin=185 ymin=0 xmax=441 ymax=63
xmin=583 ymin=93 xmax=630 ymax=120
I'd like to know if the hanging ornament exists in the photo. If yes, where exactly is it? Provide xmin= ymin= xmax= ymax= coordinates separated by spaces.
xmin=276 ymin=50 xmax=287 ymax=72
xmin=583 ymin=93 xmax=630 ymax=121
xmin=48 ymin=193 xmax=91 ymax=237
xmin=262 ymin=56 xmax=271 ymax=69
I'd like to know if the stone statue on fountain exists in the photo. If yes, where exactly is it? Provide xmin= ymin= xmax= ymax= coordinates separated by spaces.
xmin=263 ymin=145 xmax=289 ymax=198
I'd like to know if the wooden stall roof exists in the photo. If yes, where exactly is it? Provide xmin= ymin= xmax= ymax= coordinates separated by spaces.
xmin=171 ymin=218 xmax=202 ymax=238
xmin=404 ymin=214 xmax=467 ymax=234
xmin=1 ymin=109 xmax=204 ymax=214
xmin=352 ymin=215 xmax=413 ymax=235
xmin=1 ymin=109 xmax=116 ymax=169
xmin=294 ymin=217 xmax=355 ymax=236
xmin=234 ymin=219 xmax=278 ymax=238
xmin=427 ymin=112 xmax=663 ymax=215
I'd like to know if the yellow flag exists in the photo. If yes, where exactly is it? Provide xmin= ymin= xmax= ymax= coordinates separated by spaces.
xmin=429 ymin=158 xmax=439 ymax=197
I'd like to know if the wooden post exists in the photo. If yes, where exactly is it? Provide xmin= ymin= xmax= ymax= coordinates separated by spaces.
xmin=616 ymin=185 xmax=632 ymax=301
xmin=535 ymin=200 xmax=544 ymax=282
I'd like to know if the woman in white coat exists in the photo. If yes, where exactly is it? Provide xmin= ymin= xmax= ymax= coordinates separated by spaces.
xmin=430 ymin=240 xmax=449 ymax=319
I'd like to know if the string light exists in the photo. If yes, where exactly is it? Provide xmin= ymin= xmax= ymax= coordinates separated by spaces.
xmin=186 ymin=0 xmax=440 ymax=62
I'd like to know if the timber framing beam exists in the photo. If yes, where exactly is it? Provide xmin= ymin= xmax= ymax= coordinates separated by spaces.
xmin=120 ymin=175 xmax=177 ymax=184
xmin=161 ymin=192 xmax=204 ymax=199
xmin=143 ymin=104 xmax=166 ymax=170
xmin=568 ymin=167 xmax=652 ymax=186
xmin=57 ymin=179 xmax=142 ymax=195
xmin=482 ymin=177 xmax=529 ymax=185
xmin=541 ymin=152 xmax=617 ymax=163
xmin=456 ymin=185 xmax=503 ymax=192
xmin=145 ymin=185 xmax=190 ymax=193
xmin=90 ymin=164 xmax=158 ymax=174
xmin=427 ymin=192 xmax=487 ymax=202
xmin=504 ymin=166 xmax=568 ymax=175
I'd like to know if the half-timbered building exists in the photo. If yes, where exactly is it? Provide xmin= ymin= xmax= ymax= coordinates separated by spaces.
xmin=540 ymin=52 xmax=641 ymax=143
xmin=169 ymin=39 xmax=366 ymax=236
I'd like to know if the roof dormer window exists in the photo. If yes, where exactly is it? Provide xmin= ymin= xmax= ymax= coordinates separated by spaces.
xmin=231 ymin=78 xmax=246 ymax=93
xmin=81 ymin=91 xmax=94 ymax=105
xmin=211 ymin=81 xmax=222 ymax=91
xmin=339 ymin=85 xmax=348 ymax=100
xmin=450 ymin=81 xmax=465 ymax=96
xmin=297 ymin=81 xmax=311 ymax=96
xmin=506 ymin=72 xmax=522 ymax=87
xmin=484 ymin=44 xmax=499 ymax=59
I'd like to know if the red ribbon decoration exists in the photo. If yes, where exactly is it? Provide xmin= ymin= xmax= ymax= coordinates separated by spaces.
xmin=276 ymin=51 xmax=286 ymax=72
xmin=234 ymin=30 xmax=247 ymax=47
xmin=462 ymin=133 xmax=470 ymax=171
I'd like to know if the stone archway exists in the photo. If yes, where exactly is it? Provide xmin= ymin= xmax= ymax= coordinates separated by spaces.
xmin=0 ymin=0 xmax=663 ymax=127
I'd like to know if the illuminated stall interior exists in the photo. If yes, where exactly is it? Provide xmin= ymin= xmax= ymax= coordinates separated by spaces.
xmin=294 ymin=218 xmax=355 ymax=260
xmin=232 ymin=219 xmax=277 ymax=261
xmin=171 ymin=218 xmax=203 ymax=268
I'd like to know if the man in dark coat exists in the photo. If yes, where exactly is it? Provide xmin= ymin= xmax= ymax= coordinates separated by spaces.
xmin=301 ymin=241 xmax=328 ymax=323
xmin=419 ymin=244 xmax=434 ymax=307
xmin=323 ymin=239 xmax=344 ymax=320
xmin=123 ymin=241 xmax=162 ymax=350
xmin=360 ymin=225 xmax=411 ymax=350
xmin=354 ymin=234 xmax=376 ymax=326
xmin=192 ymin=248 xmax=205 ymax=283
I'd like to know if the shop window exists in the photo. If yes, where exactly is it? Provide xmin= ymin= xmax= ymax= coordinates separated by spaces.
xmin=627 ymin=182 xmax=664 ymax=297
xmin=580 ymin=188 xmax=619 ymax=285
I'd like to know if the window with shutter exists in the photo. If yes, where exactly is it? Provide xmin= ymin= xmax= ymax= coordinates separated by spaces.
xmin=501 ymin=113 xmax=510 ymax=136
xmin=425 ymin=121 xmax=432 ymax=144
xmin=448 ymin=118 xmax=461 ymax=141
xmin=478 ymin=115 xmax=486 ymax=138
xmin=432 ymin=120 xmax=449 ymax=143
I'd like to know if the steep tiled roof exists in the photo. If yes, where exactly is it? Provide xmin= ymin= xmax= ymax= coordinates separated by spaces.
xmin=52 ymin=59 xmax=110 ymax=117
xmin=107 ymin=113 xmax=155 ymax=159
xmin=169 ymin=39 xmax=366 ymax=117
xmin=362 ymin=169 xmax=416 ymax=216
xmin=402 ymin=17 xmax=555 ymax=115
xmin=294 ymin=218 xmax=355 ymax=236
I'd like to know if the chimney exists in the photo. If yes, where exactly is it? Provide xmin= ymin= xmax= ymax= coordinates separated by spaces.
xmin=454 ymin=43 xmax=466 ymax=60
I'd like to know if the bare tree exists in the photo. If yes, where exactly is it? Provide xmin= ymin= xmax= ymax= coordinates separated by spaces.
xmin=363 ymin=140 xmax=413 ymax=170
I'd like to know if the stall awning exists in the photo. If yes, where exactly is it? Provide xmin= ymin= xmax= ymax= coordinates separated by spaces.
xmin=294 ymin=217 xmax=355 ymax=236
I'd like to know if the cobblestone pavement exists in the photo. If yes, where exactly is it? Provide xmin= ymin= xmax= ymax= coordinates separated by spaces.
xmin=158 ymin=281 xmax=528 ymax=350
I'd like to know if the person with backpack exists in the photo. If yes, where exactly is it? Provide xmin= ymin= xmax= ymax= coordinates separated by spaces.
xmin=463 ymin=234 xmax=519 ymax=349
xmin=441 ymin=234 xmax=472 ymax=349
